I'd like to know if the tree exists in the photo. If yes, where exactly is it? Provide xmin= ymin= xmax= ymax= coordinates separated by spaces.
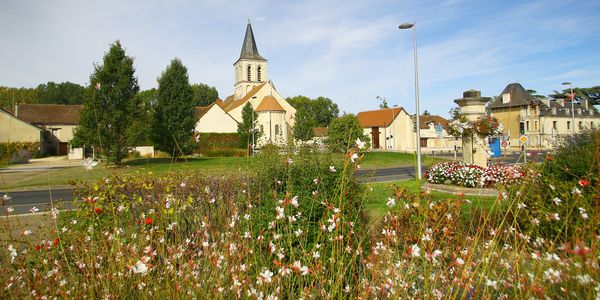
xmin=237 ymin=102 xmax=259 ymax=151
xmin=72 ymin=41 xmax=140 ymax=165
xmin=127 ymin=89 xmax=157 ymax=146
xmin=0 ymin=86 xmax=39 ymax=107
xmin=36 ymin=81 xmax=87 ymax=104
xmin=377 ymin=96 xmax=389 ymax=109
xmin=325 ymin=114 xmax=368 ymax=153
xmin=423 ymin=110 xmax=431 ymax=116
xmin=292 ymin=106 xmax=317 ymax=142
xmin=191 ymin=83 xmax=219 ymax=107
xmin=152 ymin=59 xmax=196 ymax=158
xmin=448 ymin=107 xmax=461 ymax=120
xmin=286 ymin=95 xmax=339 ymax=127
xmin=549 ymin=85 xmax=600 ymax=106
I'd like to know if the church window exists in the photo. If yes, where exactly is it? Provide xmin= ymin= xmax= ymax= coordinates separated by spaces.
xmin=257 ymin=66 xmax=262 ymax=82
xmin=275 ymin=124 xmax=280 ymax=136
xmin=260 ymin=125 xmax=264 ymax=133
xmin=247 ymin=65 xmax=251 ymax=81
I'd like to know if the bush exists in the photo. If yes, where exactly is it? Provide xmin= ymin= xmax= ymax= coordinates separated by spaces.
xmin=543 ymin=129 xmax=599 ymax=183
xmin=426 ymin=161 xmax=523 ymax=188
xmin=0 ymin=142 xmax=40 ymax=163
xmin=199 ymin=148 xmax=246 ymax=157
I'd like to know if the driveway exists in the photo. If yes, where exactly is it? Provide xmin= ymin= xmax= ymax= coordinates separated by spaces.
xmin=0 ymin=156 xmax=81 ymax=190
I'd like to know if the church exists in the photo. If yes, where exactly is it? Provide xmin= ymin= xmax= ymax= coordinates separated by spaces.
xmin=195 ymin=22 xmax=296 ymax=147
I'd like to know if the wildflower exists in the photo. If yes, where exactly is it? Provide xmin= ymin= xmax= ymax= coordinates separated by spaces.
xmin=552 ymin=213 xmax=560 ymax=221
xmin=2 ymin=194 xmax=11 ymax=203
xmin=579 ymin=207 xmax=589 ymax=220
xmin=572 ymin=187 xmax=582 ymax=196
xmin=117 ymin=205 xmax=125 ymax=212
xmin=549 ymin=184 xmax=555 ymax=191
xmin=8 ymin=244 xmax=17 ymax=263
xmin=486 ymin=279 xmax=497 ymax=289
xmin=300 ymin=266 xmax=310 ymax=275
xmin=6 ymin=207 xmax=14 ymax=213
xmin=552 ymin=197 xmax=562 ymax=206
xmin=50 ymin=208 xmax=59 ymax=220
xmin=455 ymin=257 xmax=465 ymax=265
xmin=517 ymin=202 xmax=527 ymax=209
xmin=355 ymin=138 xmax=365 ymax=149
xmin=180 ymin=182 xmax=186 ymax=188
xmin=290 ymin=196 xmax=299 ymax=208
xmin=329 ymin=166 xmax=336 ymax=172
xmin=313 ymin=178 xmax=319 ymax=185
xmin=425 ymin=250 xmax=443 ymax=262
xmin=386 ymin=197 xmax=396 ymax=207
xmin=408 ymin=244 xmax=421 ymax=258
xmin=313 ymin=251 xmax=320 ymax=259
xmin=94 ymin=207 xmax=102 ymax=214
xmin=22 ymin=229 xmax=32 ymax=236
xmin=81 ymin=158 xmax=98 ymax=171
xmin=30 ymin=206 xmax=39 ymax=213
xmin=275 ymin=206 xmax=285 ymax=220
xmin=132 ymin=260 xmax=148 ymax=275
xmin=167 ymin=222 xmax=177 ymax=231
xmin=531 ymin=218 xmax=540 ymax=226
xmin=286 ymin=158 xmax=293 ymax=165
xmin=350 ymin=153 xmax=359 ymax=163
xmin=145 ymin=217 xmax=153 ymax=225
xmin=95 ymin=82 xmax=101 ymax=90
xmin=543 ymin=268 xmax=561 ymax=283
xmin=578 ymin=179 xmax=590 ymax=187
xmin=258 ymin=269 xmax=273 ymax=284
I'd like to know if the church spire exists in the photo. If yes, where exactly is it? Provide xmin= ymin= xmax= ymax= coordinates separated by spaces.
xmin=238 ymin=21 xmax=266 ymax=62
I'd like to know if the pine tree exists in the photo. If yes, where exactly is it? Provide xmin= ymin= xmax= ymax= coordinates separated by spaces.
xmin=152 ymin=58 xmax=195 ymax=158
xmin=72 ymin=41 xmax=140 ymax=165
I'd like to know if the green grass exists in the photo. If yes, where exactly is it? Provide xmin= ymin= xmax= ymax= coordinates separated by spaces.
xmin=364 ymin=179 xmax=496 ymax=221
xmin=360 ymin=151 xmax=449 ymax=169
xmin=3 ymin=156 xmax=251 ymax=190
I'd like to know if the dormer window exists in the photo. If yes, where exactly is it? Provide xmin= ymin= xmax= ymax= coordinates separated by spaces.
xmin=577 ymin=109 xmax=582 ymax=115
xmin=502 ymin=93 xmax=510 ymax=104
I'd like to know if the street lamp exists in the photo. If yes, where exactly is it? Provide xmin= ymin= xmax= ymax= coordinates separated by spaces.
xmin=399 ymin=22 xmax=422 ymax=180
xmin=562 ymin=82 xmax=575 ymax=135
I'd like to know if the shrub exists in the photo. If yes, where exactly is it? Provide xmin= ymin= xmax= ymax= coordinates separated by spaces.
xmin=543 ymin=129 xmax=599 ymax=183
xmin=0 ymin=142 xmax=40 ymax=163
xmin=426 ymin=161 xmax=523 ymax=188
xmin=199 ymin=148 xmax=246 ymax=157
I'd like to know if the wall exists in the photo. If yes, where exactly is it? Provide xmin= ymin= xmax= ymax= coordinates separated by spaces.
xmin=256 ymin=111 xmax=287 ymax=146
xmin=196 ymin=105 xmax=238 ymax=133
xmin=0 ymin=110 xmax=41 ymax=143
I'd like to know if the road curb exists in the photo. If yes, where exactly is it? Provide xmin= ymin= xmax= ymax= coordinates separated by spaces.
xmin=423 ymin=182 xmax=498 ymax=197
xmin=1 ymin=185 xmax=74 ymax=193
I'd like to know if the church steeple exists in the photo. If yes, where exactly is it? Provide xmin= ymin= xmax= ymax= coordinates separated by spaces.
xmin=237 ymin=21 xmax=266 ymax=63
xmin=233 ymin=20 xmax=268 ymax=99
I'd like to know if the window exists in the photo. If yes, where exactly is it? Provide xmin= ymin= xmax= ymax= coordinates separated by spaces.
xmin=260 ymin=125 xmax=264 ymax=133
xmin=274 ymin=125 xmax=280 ymax=136
xmin=579 ymin=121 xmax=583 ymax=130
xmin=257 ymin=66 xmax=262 ymax=82
xmin=552 ymin=121 xmax=557 ymax=130
xmin=534 ymin=121 xmax=538 ymax=131
xmin=567 ymin=121 xmax=571 ymax=130
xmin=247 ymin=65 xmax=251 ymax=81
xmin=526 ymin=121 xmax=530 ymax=131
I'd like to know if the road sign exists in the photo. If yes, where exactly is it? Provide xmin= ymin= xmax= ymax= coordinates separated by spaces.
xmin=502 ymin=135 xmax=509 ymax=142
xmin=501 ymin=141 xmax=508 ymax=148
xmin=519 ymin=135 xmax=528 ymax=144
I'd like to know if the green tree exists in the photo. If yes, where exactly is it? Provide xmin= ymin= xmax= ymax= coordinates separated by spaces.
xmin=325 ymin=114 xmax=368 ymax=153
xmin=191 ymin=83 xmax=219 ymax=107
xmin=292 ymin=106 xmax=317 ymax=142
xmin=152 ymin=59 xmax=196 ymax=157
xmin=237 ymin=102 xmax=259 ymax=150
xmin=423 ymin=109 xmax=431 ymax=116
xmin=549 ymin=85 xmax=600 ymax=106
xmin=286 ymin=95 xmax=339 ymax=127
xmin=127 ymin=89 xmax=157 ymax=146
xmin=36 ymin=81 xmax=87 ymax=104
xmin=0 ymin=86 xmax=38 ymax=107
xmin=72 ymin=41 xmax=140 ymax=165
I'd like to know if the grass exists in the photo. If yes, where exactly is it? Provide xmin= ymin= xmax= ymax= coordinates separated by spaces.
xmin=2 ymin=156 xmax=250 ymax=190
xmin=360 ymin=151 xmax=449 ymax=169
xmin=365 ymin=179 xmax=496 ymax=221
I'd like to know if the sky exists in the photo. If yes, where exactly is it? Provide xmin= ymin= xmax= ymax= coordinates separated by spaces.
xmin=1 ymin=0 xmax=600 ymax=118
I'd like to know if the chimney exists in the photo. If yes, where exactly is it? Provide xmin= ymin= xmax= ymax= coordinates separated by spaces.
xmin=14 ymin=103 xmax=18 ymax=117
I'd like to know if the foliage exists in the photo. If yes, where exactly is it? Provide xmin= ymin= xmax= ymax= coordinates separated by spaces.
xmin=0 ymin=86 xmax=38 ymax=107
xmin=152 ymin=58 xmax=196 ymax=158
xmin=199 ymin=148 xmax=246 ymax=157
xmin=127 ymin=89 xmax=156 ymax=146
xmin=292 ymin=106 xmax=317 ymax=141
xmin=191 ymin=83 xmax=219 ymax=107
xmin=195 ymin=133 xmax=243 ymax=157
xmin=448 ymin=115 xmax=503 ymax=138
xmin=549 ymin=85 xmax=600 ymax=106
xmin=0 ymin=142 xmax=40 ymax=163
xmin=237 ymin=102 xmax=260 ymax=149
xmin=426 ymin=161 xmax=524 ymax=188
xmin=71 ymin=41 xmax=140 ymax=165
xmin=286 ymin=95 xmax=339 ymax=127
xmin=542 ymin=129 xmax=599 ymax=183
xmin=35 ymin=81 xmax=87 ymax=105
xmin=448 ymin=107 xmax=461 ymax=120
xmin=325 ymin=114 xmax=368 ymax=153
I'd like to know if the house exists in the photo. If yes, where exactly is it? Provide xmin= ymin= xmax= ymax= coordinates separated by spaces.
xmin=196 ymin=21 xmax=296 ymax=147
xmin=488 ymin=83 xmax=599 ymax=150
xmin=357 ymin=107 xmax=457 ymax=153
xmin=5 ymin=104 xmax=82 ymax=155
xmin=0 ymin=107 xmax=43 ymax=145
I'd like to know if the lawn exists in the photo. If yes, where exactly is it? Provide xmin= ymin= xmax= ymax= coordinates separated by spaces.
xmin=2 ymin=156 xmax=250 ymax=190
xmin=360 ymin=151 xmax=449 ymax=169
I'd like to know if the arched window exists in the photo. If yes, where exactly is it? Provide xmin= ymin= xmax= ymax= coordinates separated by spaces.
xmin=257 ymin=66 xmax=262 ymax=82
xmin=260 ymin=125 xmax=264 ymax=133
xmin=247 ymin=65 xmax=251 ymax=81
xmin=275 ymin=124 xmax=280 ymax=136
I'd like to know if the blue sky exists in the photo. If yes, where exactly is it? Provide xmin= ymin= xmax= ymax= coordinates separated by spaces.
xmin=1 ymin=0 xmax=599 ymax=118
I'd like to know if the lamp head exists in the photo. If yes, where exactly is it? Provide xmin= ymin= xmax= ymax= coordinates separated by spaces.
xmin=562 ymin=82 xmax=572 ymax=86
xmin=399 ymin=23 xmax=414 ymax=29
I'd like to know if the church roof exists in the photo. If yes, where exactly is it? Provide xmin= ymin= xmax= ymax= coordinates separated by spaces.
xmin=236 ymin=21 xmax=266 ymax=64
xmin=256 ymin=95 xmax=285 ymax=112
xmin=357 ymin=107 xmax=406 ymax=128
xmin=223 ymin=83 xmax=267 ymax=112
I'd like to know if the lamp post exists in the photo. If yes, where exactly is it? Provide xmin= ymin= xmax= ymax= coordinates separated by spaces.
xmin=562 ymin=82 xmax=575 ymax=135
xmin=399 ymin=22 xmax=422 ymax=180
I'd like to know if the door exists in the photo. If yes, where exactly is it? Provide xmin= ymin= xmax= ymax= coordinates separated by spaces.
xmin=371 ymin=127 xmax=380 ymax=149
xmin=489 ymin=137 xmax=501 ymax=157
xmin=59 ymin=142 xmax=68 ymax=155
xmin=420 ymin=138 xmax=428 ymax=148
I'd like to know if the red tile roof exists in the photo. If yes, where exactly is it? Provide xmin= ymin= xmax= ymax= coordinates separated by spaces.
xmin=357 ymin=107 xmax=406 ymax=128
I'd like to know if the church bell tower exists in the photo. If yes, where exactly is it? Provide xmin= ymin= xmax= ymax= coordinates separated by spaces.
xmin=234 ymin=20 xmax=268 ymax=100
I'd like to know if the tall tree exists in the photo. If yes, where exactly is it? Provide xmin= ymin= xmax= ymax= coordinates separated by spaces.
xmin=191 ymin=83 xmax=219 ymax=107
xmin=152 ymin=59 xmax=196 ymax=157
xmin=286 ymin=95 xmax=339 ymax=127
xmin=237 ymin=102 xmax=259 ymax=151
xmin=325 ymin=114 xmax=368 ymax=153
xmin=0 ymin=86 xmax=38 ymax=107
xmin=36 ymin=81 xmax=87 ymax=104
xmin=72 ymin=41 xmax=140 ymax=165
xmin=127 ymin=89 xmax=157 ymax=146
xmin=549 ymin=85 xmax=600 ymax=106
xmin=292 ymin=106 xmax=317 ymax=142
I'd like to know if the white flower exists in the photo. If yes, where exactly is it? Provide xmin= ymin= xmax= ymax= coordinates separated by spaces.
xmin=552 ymin=213 xmax=560 ymax=221
xmin=132 ymin=260 xmax=148 ymax=274
xmin=329 ymin=166 xmax=336 ymax=172
xmin=258 ymin=269 xmax=273 ymax=284
xmin=517 ymin=202 xmax=527 ymax=209
xmin=531 ymin=218 xmax=540 ymax=226
xmin=300 ymin=266 xmax=310 ymax=275
xmin=275 ymin=206 xmax=285 ymax=220
xmin=409 ymin=244 xmax=421 ymax=257
xmin=486 ymin=279 xmax=497 ymax=289
xmin=30 ymin=206 xmax=39 ymax=213
xmin=313 ymin=251 xmax=320 ymax=259
xmin=355 ymin=138 xmax=365 ymax=149
xmin=350 ymin=153 xmax=359 ymax=163
xmin=81 ymin=158 xmax=98 ymax=171
xmin=294 ymin=229 xmax=303 ymax=237
xmin=456 ymin=257 xmax=465 ymax=265
xmin=2 ymin=194 xmax=12 ymax=202
xmin=287 ymin=158 xmax=293 ymax=164
xmin=572 ymin=187 xmax=582 ymax=196
xmin=552 ymin=197 xmax=562 ymax=206
xmin=6 ymin=207 xmax=14 ymax=213
xmin=579 ymin=207 xmax=589 ymax=220
xmin=290 ymin=196 xmax=299 ymax=208
xmin=386 ymin=197 xmax=396 ymax=207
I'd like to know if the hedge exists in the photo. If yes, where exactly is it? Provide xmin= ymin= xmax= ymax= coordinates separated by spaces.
xmin=195 ymin=133 xmax=244 ymax=157
xmin=0 ymin=142 xmax=41 ymax=163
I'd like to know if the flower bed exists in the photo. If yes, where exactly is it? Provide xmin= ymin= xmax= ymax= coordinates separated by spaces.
xmin=426 ymin=161 xmax=523 ymax=188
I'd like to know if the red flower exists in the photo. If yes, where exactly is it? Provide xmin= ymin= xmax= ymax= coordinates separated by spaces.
xmin=94 ymin=207 xmax=102 ymax=214
xmin=545 ymin=155 xmax=553 ymax=161
xmin=578 ymin=179 xmax=590 ymax=187
xmin=53 ymin=238 xmax=60 ymax=246
xmin=145 ymin=217 xmax=153 ymax=225
xmin=35 ymin=244 xmax=42 ymax=251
